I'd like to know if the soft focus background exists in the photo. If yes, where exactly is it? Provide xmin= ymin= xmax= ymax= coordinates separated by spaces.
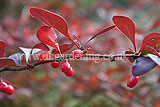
xmin=0 ymin=0 xmax=160 ymax=107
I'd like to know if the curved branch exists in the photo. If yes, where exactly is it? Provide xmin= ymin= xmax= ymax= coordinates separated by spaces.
xmin=0 ymin=54 xmax=139 ymax=72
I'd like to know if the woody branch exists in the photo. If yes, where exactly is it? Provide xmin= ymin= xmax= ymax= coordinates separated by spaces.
xmin=0 ymin=54 xmax=140 ymax=72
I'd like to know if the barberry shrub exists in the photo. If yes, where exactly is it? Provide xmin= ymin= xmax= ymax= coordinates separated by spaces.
xmin=0 ymin=7 xmax=159 ymax=95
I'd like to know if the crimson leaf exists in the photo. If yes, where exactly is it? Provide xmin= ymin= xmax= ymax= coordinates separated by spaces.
xmin=139 ymin=32 xmax=160 ymax=53
xmin=52 ymin=43 xmax=73 ymax=54
xmin=141 ymin=45 xmax=159 ymax=57
xmin=84 ymin=25 xmax=115 ymax=48
xmin=29 ymin=7 xmax=69 ymax=36
xmin=0 ymin=58 xmax=17 ymax=68
xmin=37 ymin=26 xmax=58 ymax=50
xmin=113 ymin=16 xmax=136 ymax=51
xmin=29 ymin=7 xmax=78 ymax=47
xmin=32 ymin=43 xmax=50 ymax=51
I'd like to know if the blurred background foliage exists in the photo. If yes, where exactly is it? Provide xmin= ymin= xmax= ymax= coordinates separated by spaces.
xmin=0 ymin=0 xmax=160 ymax=107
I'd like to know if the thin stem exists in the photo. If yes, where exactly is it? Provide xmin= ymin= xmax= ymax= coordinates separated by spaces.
xmin=0 ymin=54 xmax=139 ymax=72
xmin=70 ymin=38 xmax=80 ymax=49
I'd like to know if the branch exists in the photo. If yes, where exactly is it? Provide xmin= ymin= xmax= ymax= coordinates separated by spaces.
xmin=0 ymin=54 xmax=139 ymax=72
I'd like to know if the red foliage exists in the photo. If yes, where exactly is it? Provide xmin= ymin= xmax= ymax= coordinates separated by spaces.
xmin=29 ymin=7 xmax=69 ymax=37
xmin=37 ymin=26 xmax=58 ymax=50
xmin=0 ymin=58 xmax=17 ymax=68
xmin=113 ymin=16 xmax=136 ymax=51
xmin=0 ymin=5 xmax=160 ymax=103
xmin=29 ymin=7 xmax=78 ymax=48
xmin=141 ymin=45 xmax=159 ymax=56
xmin=139 ymin=32 xmax=160 ymax=53
xmin=52 ymin=43 xmax=73 ymax=54
xmin=32 ymin=43 xmax=50 ymax=52
xmin=84 ymin=25 xmax=115 ymax=47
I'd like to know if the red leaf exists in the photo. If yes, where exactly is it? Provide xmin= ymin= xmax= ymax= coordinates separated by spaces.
xmin=141 ymin=45 xmax=159 ymax=57
xmin=29 ymin=7 xmax=69 ymax=36
xmin=113 ymin=16 xmax=136 ymax=51
xmin=32 ymin=43 xmax=50 ymax=52
xmin=84 ymin=25 xmax=115 ymax=48
xmin=29 ymin=7 xmax=78 ymax=47
xmin=0 ymin=40 xmax=6 ymax=58
xmin=139 ymin=32 xmax=160 ymax=53
xmin=0 ymin=58 xmax=17 ymax=68
xmin=37 ymin=26 xmax=58 ymax=50
xmin=31 ymin=43 xmax=50 ymax=60
xmin=52 ymin=43 xmax=73 ymax=54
